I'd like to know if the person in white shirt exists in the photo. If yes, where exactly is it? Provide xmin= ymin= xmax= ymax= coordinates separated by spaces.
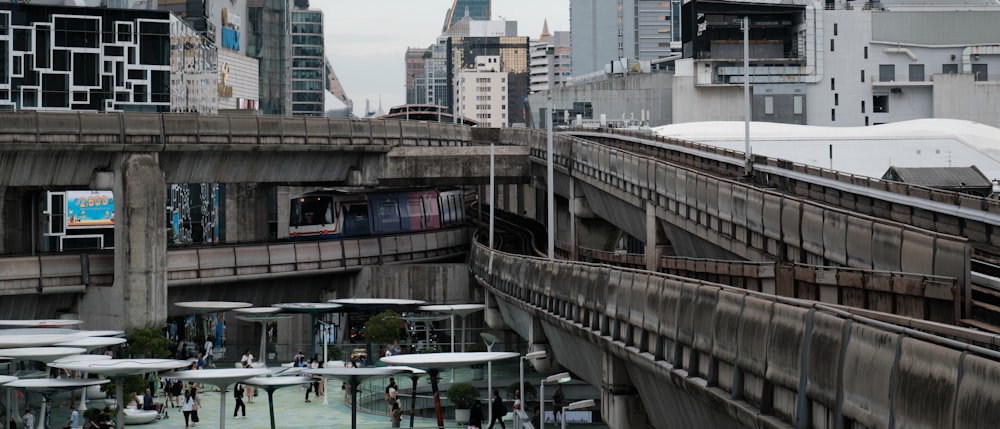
xmin=240 ymin=350 xmax=254 ymax=368
xmin=22 ymin=409 xmax=35 ymax=429
xmin=203 ymin=337 xmax=214 ymax=368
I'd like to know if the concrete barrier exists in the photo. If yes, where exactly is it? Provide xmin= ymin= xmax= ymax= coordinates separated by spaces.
xmin=871 ymin=221 xmax=902 ymax=272
xmin=846 ymin=216 xmax=874 ymax=269
xmin=841 ymin=323 xmax=898 ymax=428
xmin=737 ymin=296 xmax=773 ymax=406
xmin=765 ymin=306 xmax=808 ymax=421
xmin=233 ymin=245 xmax=271 ymax=276
xmin=955 ymin=353 xmax=1000 ymax=429
xmin=892 ymin=337 xmax=960 ymax=429
xmin=805 ymin=312 xmax=846 ymax=418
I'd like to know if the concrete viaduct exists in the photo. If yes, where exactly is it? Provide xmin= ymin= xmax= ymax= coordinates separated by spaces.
xmin=2 ymin=112 xmax=1000 ymax=428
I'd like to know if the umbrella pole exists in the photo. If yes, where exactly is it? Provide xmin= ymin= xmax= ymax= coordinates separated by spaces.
xmin=267 ymin=389 xmax=276 ymax=429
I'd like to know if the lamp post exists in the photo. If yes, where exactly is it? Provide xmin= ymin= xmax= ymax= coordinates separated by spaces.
xmin=519 ymin=351 xmax=547 ymax=421
xmin=561 ymin=399 xmax=595 ymax=429
xmin=480 ymin=333 xmax=499 ymax=423
xmin=539 ymin=372 xmax=571 ymax=429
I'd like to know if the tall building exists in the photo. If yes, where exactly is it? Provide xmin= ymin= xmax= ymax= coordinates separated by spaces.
xmin=159 ymin=0 xmax=260 ymax=113
xmin=529 ymin=21 xmax=572 ymax=93
xmin=570 ymin=0 xmax=680 ymax=77
xmin=248 ymin=0 xmax=292 ymax=115
xmin=446 ymin=31 xmax=529 ymax=125
xmin=0 ymin=4 xmax=173 ymax=112
xmin=454 ymin=55 xmax=508 ymax=127
xmin=290 ymin=8 xmax=325 ymax=116
xmin=442 ymin=0 xmax=490 ymax=32
xmin=405 ymin=47 xmax=428 ymax=104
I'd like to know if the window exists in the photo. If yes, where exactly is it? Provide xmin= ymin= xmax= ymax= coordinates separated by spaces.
xmin=861 ymin=70 xmax=865 ymax=82
xmin=793 ymin=95 xmax=803 ymax=115
xmin=942 ymin=64 xmax=958 ymax=74
xmin=830 ymin=78 xmax=835 ymax=91
xmin=908 ymin=64 xmax=924 ymax=82
xmin=861 ymin=100 xmax=866 ymax=113
xmin=879 ymin=64 xmax=895 ymax=82
xmin=864 ymin=46 xmax=868 ymax=59
xmin=764 ymin=96 xmax=774 ymax=114
xmin=834 ymin=93 xmax=839 ymax=106
xmin=834 ymin=23 xmax=838 ymax=36
xmin=972 ymin=64 xmax=988 ymax=81
xmin=830 ymin=39 xmax=835 ymax=52
xmin=873 ymin=95 xmax=888 ymax=112
xmin=831 ymin=108 xmax=836 ymax=121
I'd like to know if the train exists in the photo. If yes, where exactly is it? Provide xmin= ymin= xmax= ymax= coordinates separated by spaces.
xmin=288 ymin=188 xmax=466 ymax=241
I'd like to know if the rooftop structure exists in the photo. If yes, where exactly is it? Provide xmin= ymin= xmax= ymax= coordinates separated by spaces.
xmin=442 ymin=0 xmax=491 ymax=32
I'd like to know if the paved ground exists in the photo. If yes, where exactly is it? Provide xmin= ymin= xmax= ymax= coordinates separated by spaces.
xmin=12 ymin=363 xmax=606 ymax=429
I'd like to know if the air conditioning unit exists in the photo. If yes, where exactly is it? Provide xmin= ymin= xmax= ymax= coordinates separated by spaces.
xmin=890 ymin=88 xmax=902 ymax=94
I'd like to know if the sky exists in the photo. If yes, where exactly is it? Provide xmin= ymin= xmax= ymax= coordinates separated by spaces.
xmin=319 ymin=0 xmax=570 ymax=117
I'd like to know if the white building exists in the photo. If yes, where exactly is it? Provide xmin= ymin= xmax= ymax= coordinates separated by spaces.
xmin=529 ymin=21 xmax=571 ymax=93
xmin=454 ymin=55 xmax=508 ymax=128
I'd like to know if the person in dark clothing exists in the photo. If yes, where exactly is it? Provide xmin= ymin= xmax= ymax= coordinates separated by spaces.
xmin=488 ymin=390 xmax=506 ymax=429
xmin=468 ymin=399 xmax=484 ymax=429
xmin=233 ymin=382 xmax=246 ymax=417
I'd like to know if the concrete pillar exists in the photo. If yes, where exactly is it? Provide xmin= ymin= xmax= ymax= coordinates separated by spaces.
xmin=646 ymin=202 xmax=657 ymax=271
xmin=569 ymin=180 xmax=577 ymax=260
xmin=602 ymin=352 xmax=651 ymax=428
xmin=224 ymin=183 xmax=272 ymax=243
xmin=82 ymin=153 xmax=166 ymax=330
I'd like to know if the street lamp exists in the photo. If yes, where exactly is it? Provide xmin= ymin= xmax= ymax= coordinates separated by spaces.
xmin=539 ymin=372 xmax=571 ymax=429
xmin=561 ymin=399 xmax=596 ymax=429
xmin=480 ymin=332 xmax=499 ymax=422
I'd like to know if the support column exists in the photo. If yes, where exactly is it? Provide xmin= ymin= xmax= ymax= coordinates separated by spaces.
xmin=602 ymin=352 xmax=651 ymax=429
xmin=645 ymin=202 xmax=657 ymax=271
xmin=569 ymin=180 xmax=577 ymax=261
xmin=224 ymin=183 xmax=272 ymax=243
xmin=82 ymin=153 xmax=166 ymax=330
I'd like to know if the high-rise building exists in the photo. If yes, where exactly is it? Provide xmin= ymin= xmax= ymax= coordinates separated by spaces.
xmin=290 ymin=8 xmax=325 ymax=116
xmin=570 ymin=0 xmax=680 ymax=77
xmin=248 ymin=0 xmax=292 ymax=115
xmin=529 ymin=21 xmax=571 ymax=93
xmin=0 ymin=4 xmax=173 ymax=112
xmin=446 ymin=32 xmax=529 ymax=125
xmin=405 ymin=47 xmax=428 ymax=104
xmin=455 ymin=55 xmax=508 ymax=127
xmin=442 ymin=0 xmax=490 ymax=32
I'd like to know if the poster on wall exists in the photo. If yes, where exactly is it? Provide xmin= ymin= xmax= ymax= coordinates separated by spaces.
xmin=67 ymin=190 xmax=115 ymax=228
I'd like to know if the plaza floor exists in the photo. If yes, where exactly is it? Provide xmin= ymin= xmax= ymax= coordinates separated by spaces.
xmin=20 ymin=362 xmax=606 ymax=429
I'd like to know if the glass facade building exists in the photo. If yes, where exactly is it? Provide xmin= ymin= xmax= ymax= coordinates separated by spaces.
xmin=443 ymin=0 xmax=490 ymax=32
xmin=290 ymin=8 xmax=324 ymax=116
xmin=0 ymin=4 xmax=171 ymax=112
xmin=248 ymin=0 xmax=291 ymax=115
xmin=446 ymin=35 xmax=529 ymax=125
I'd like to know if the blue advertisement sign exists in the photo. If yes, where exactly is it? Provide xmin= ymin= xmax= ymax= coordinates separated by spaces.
xmin=67 ymin=190 xmax=114 ymax=228
xmin=222 ymin=27 xmax=240 ymax=51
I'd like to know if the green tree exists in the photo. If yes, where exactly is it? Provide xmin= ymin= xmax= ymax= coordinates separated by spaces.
xmin=363 ymin=310 xmax=401 ymax=346
xmin=122 ymin=327 xmax=173 ymax=359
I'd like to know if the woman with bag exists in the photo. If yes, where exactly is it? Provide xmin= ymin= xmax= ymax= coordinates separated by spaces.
xmin=180 ymin=390 xmax=194 ymax=428
xmin=189 ymin=387 xmax=201 ymax=426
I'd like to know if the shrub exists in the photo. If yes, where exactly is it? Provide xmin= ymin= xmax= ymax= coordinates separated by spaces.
xmin=446 ymin=383 xmax=480 ymax=409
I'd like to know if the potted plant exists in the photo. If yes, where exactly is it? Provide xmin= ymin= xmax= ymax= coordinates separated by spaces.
xmin=446 ymin=382 xmax=479 ymax=423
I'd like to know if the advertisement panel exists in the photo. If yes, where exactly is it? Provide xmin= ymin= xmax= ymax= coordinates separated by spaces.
xmin=67 ymin=190 xmax=115 ymax=228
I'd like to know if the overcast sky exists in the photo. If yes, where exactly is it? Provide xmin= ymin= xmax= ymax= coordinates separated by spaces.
xmin=318 ymin=0 xmax=570 ymax=116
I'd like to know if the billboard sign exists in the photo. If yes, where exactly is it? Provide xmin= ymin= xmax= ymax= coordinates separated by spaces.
xmin=67 ymin=190 xmax=114 ymax=228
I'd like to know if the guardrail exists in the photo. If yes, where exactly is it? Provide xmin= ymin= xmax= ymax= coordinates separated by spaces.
xmin=471 ymin=243 xmax=1000 ymax=429
xmin=0 ymin=111 xmax=474 ymax=150
xmin=0 ymin=228 xmax=469 ymax=295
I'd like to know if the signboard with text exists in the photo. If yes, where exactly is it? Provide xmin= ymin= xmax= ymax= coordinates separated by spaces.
xmin=67 ymin=190 xmax=114 ymax=228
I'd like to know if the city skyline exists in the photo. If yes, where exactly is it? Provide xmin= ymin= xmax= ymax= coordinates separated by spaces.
xmin=319 ymin=0 xmax=569 ymax=116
